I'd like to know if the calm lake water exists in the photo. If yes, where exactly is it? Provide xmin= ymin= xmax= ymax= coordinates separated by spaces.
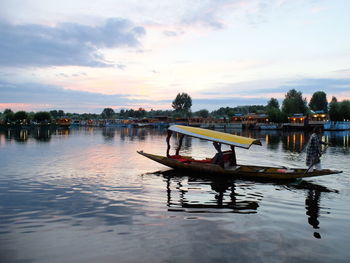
xmin=1 ymin=127 xmax=349 ymax=263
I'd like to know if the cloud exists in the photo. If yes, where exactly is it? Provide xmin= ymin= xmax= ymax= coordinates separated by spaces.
xmin=276 ymin=78 xmax=350 ymax=95
xmin=0 ymin=79 xmax=270 ymax=113
xmin=178 ymin=0 xmax=281 ymax=29
xmin=193 ymin=77 xmax=350 ymax=110
xmin=56 ymin=72 xmax=87 ymax=78
xmin=163 ymin=30 xmax=180 ymax=37
xmin=216 ymin=78 xmax=350 ymax=97
xmin=0 ymin=81 xmax=167 ymax=112
xmin=2 ymin=76 xmax=348 ymax=113
xmin=179 ymin=0 xmax=228 ymax=29
xmin=0 ymin=18 xmax=145 ymax=68
xmin=0 ymin=81 xmax=128 ymax=111
xmin=181 ymin=10 xmax=223 ymax=29
xmin=333 ymin=68 xmax=350 ymax=74
xmin=193 ymin=97 xmax=268 ymax=109
xmin=115 ymin=64 xmax=127 ymax=70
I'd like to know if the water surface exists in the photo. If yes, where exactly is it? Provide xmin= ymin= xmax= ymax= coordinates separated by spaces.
xmin=1 ymin=127 xmax=349 ymax=263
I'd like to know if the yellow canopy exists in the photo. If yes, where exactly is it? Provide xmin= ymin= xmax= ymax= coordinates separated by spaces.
xmin=168 ymin=125 xmax=261 ymax=149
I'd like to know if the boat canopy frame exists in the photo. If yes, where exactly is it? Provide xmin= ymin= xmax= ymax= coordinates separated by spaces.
xmin=166 ymin=125 xmax=262 ymax=157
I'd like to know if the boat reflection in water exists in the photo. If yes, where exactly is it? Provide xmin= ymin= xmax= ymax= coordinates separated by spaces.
xmin=154 ymin=169 xmax=337 ymax=239
xmin=161 ymin=170 xmax=261 ymax=214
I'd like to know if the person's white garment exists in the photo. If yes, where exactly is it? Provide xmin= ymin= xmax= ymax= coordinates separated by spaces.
xmin=309 ymin=162 xmax=322 ymax=172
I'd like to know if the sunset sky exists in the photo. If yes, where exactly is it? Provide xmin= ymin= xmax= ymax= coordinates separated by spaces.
xmin=1 ymin=0 xmax=349 ymax=113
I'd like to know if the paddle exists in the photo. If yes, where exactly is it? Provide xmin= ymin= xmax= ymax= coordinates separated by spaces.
xmin=304 ymin=145 xmax=329 ymax=174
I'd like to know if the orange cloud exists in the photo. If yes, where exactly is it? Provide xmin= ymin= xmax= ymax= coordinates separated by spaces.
xmin=0 ymin=103 xmax=52 ymax=111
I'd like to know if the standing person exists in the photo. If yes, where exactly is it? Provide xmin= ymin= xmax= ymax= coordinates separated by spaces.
xmin=306 ymin=127 xmax=328 ymax=172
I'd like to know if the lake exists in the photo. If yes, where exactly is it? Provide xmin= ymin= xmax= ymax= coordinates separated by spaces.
xmin=0 ymin=127 xmax=349 ymax=263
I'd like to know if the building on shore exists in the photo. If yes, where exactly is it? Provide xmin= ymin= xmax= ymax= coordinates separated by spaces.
xmin=309 ymin=111 xmax=329 ymax=126
xmin=285 ymin=111 xmax=333 ymax=130
xmin=287 ymin=113 xmax=306 ymax=128
xmin=46 ymin=110 xmax=349 ymax=131
xmin=242 ymin=113 xmax=269 ymax=129
xmin=56 ymin=118 xmax=72 ymax=127
xmin=230 ymin=114 xmax=244 ymax=129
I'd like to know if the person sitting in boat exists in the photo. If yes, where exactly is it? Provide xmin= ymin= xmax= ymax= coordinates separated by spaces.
xmin=212 ymin=142 xmax=237 ymax=168
xmin=212 ymin=142 xmax=224 ymax=168
xmin=306 ymin=127 xmax=328 ymax=172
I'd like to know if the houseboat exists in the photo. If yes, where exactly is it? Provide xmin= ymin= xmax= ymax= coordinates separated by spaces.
xmin=56 ymin=118 xmax=72 ymax=127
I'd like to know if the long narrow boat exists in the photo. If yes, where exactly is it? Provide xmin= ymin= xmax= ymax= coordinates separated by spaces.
xmin=137 ymin=125 xmax=342 ymax=180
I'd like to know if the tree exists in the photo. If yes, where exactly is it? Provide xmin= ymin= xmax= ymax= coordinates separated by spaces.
xmin=172 ymin=93 xmax=192 ymax=113
xmin=339 ymin=100 xmax=350 ymax=121
xmin=135 ymin=108 xmax=146 ymax=118
xmin=329 ymin=97 xmax=341 ymax=121
xmin=101 ymin=108 xmax=115 ymax=119
xmin=267 ymin=107 xmax=285 ymax=123
xmin=3 ymin=109 xmax=13 ymax=115
xmin=194 ymin=109 xmax=209 ymax=118
xmin=248 ymin=105 xmax=266 ymax=114
xmin=58 ymin=110 xmax=65 ymax=117
xmin=50 ymin=110 xmax=65 ymax=119
xmin=119 ymin=109 xmax=126 ymax=118
xmin=282 ymin=89 xmax=308 ymax=115
xmin=309 ymin=91 xmax=328 ymax=112
xmin=33 ymin=112 xmax=52 ymax=123
xmin=210 ymin=107 xmax=230 ymax=118
xmin=267 ymin=98 xmax=279 ymax=109
xmin=80 ymin=113 xmax=99 ymax=120
xmin=3 ymin=109 xmax=15 ymax=123
xmin=28 ymin=112 xmax=35 ymax=121
xmin=126 ymin=109 xmax=135 ymax=118
xmin=14 ymin=111 xmax=29 ymax=123
xmin=50 ymin=110 xmax=58 ymax=119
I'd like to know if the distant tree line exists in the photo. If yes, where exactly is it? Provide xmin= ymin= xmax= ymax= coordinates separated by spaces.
xmin=0 ymin=109 xmax=99 ymax=125
xmin=1 ymin=109 xmax=53 ymax=124
xmin=1 ymin=90 xmax=350 ymax=125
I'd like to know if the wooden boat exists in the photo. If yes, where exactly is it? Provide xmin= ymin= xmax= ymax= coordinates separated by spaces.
xmin=137 ymin=125 xmax=342 ymax=180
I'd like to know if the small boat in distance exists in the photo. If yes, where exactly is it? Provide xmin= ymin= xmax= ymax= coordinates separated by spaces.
xmin=138 ymin=125 xmax=342 ymax=180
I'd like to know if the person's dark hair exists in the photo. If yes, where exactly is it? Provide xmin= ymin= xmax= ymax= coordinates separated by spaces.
xmin=313 ymin=127 xmax=322 ymax=133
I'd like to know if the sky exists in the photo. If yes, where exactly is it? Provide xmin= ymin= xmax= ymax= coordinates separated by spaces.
xmin=0 ymin=0 xmax=349 ymax=113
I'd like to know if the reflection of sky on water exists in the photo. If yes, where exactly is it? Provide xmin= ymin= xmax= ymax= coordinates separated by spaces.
xmin=0 ymin=178 xmax=140 ymax=232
